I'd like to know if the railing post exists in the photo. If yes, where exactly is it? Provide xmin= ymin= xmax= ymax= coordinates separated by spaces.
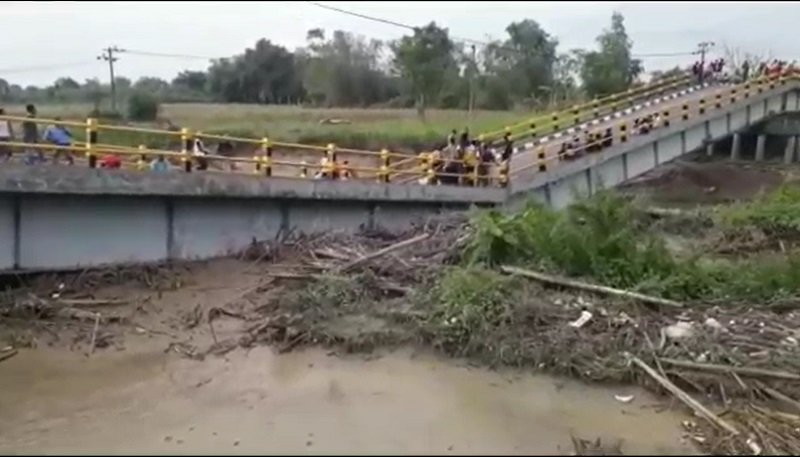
xmin=662 ymin=109 xmax=670 ymax=128
xmin=699 ymin=98 xmax=706 ymax=115
xmin=730 ymin=87 xmax=738 ymax=105
xmin=299 ymin=160 xmax=308 ymax=178
xmin=263 ymin=138 xmax=272 ymax=177
xmin=85 ymin=117 xmax=97 ymax=169
xmin=498 ymin=160 xmax=509 ymax=188
xmin=619 ymin=121 xmax=628 ymax=143
xmin=572 ymin=106 xmax=580 ymax=126
xmin=137 ymin=144 xmax=147 ymax=170
xmin=715 ymin=91 xmax=722 ymax=109
xmin=681 ymin=103 xmax=689 ymax=121
xmin=537 ymin=146 xmax=547 ymax=172
xmin=181 ymin=127 xmax=192 ymax=173
xmin=551 ymin=114 xmax=559 ymax=132
xmin=379 ymin=148 xmax=390 ymax=183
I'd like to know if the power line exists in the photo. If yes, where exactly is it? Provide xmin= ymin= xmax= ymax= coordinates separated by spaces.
xmin=308 ymin=1 xmax=698 ymax=62
xmin=119 ymin=49 xmax=221 ymax=61
xmin=0 ymin=61 xmax=98 ymax=75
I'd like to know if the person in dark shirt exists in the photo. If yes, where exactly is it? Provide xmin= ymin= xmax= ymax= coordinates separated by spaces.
xmin=22 ymin=104 xmax=43 ymax=165
xmin=502 ymin=131 xmax=513 ymax=162
xmin=459 ymin=128 xmax=469 ymax=152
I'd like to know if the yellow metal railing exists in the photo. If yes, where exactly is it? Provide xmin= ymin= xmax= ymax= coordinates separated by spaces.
xmin=508 ymin=71 xmax=799 ymax=178
xmin=480 ymin=72 xmax=695 ymax=143
xmin=0 ymin=70 xmax=795 ymax=190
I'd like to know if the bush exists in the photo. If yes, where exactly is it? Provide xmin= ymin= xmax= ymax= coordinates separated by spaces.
xmin=127 ymin=92 xmax=160 ymax=121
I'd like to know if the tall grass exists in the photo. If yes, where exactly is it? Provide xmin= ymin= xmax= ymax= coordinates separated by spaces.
xmin=464 ymin=191 xmax=800 ymax=303
xmin=11 ymin=103 xmax=526 ymax=152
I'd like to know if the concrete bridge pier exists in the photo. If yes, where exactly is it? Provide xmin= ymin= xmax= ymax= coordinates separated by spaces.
xmin=785 ymin=136 xmax=797 ymax=164
xmin=705 ymin=141 xmax=714 ymax=157
xmin=755 ymin=134 xmax=766 ymax=161
xmin=730 ymin=133 xmax=742 ymax=160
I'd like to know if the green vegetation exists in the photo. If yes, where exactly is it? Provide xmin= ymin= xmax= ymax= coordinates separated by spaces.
xmin=720 ymin=183 xmax=800 ymax=233
xmin=463 ymin=191 xmax=800 ymax=303
xmin=126 ymin=92 xmax=160 ymax=121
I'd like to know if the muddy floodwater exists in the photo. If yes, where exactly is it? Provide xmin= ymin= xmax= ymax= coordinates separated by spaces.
xmin=0 ymin=346 xmax=697 ymax=455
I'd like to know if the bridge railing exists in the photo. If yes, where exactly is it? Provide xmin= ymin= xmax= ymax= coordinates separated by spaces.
xmin=508 ymin=70 xmax=800 ymax=179
xmin=480 ymin=72 xmax=695 ymax=144
xmin=0 ymin=70 xmax=795 ymax=190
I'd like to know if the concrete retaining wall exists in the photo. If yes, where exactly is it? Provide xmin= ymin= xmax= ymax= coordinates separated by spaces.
xmin=0 ymin=192 xmax=467 ymax=271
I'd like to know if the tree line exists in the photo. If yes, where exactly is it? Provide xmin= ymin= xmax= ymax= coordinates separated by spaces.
xmin=0 ymin=12 xmax=673 ymax=118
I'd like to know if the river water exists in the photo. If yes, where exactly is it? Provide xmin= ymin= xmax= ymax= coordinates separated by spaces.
xmin=0 ymin=346 xmax=697 ymax=455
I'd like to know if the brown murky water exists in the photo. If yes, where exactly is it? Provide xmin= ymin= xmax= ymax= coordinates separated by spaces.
xmin=0 ymin=346 xmax=697 ymax=455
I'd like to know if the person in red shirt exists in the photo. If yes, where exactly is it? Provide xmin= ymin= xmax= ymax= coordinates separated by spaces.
xmin=99 ymin=154 xmax=122 ymax=169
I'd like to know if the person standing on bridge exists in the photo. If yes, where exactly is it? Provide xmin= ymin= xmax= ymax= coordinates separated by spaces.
xmin=22 ymin=104 xmax=43 ymax=165
xmin=0 ymin=109 xmax=13 ymax=161
xmin=43 ymin=118 xmax=74 ymax=165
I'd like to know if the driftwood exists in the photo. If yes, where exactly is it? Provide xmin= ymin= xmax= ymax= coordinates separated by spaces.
xmin=314 ymin=248 xmax=351 ymax=261
xmin=659 ymin=358 xmax=800 ymax=381
xmin=57 ymin=298 xmax=127 ymax=308
xmin=338 ymin=234 xmax=431 ymax=273
xmin=756 ymin=382 xmax=800 ymax=414
xmin=88 ymin=313 xmax=101 ymax=355
xmin=500 ymin=265 xmax=684 ymax=308
xmin=0 ymin=348 xmax=18 ymax=364
xmin=629 ymin=355 xmax=740 ymax=436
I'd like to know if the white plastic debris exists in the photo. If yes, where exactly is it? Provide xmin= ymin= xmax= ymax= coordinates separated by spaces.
xmin=696 ymin=352 xmax=709 ymax=363
xmin=703 ymin=317 xmax=724 ymax=331
xmin=747 ymin=437 xmax=762 ymax=455
xmin=782 ymin=336 xmax=799 ymax=347
xmin=568 ymin=310 xmax=593 ymax=328
xmin=614 ymin=394 xmax=635 ymax=403
xmin=664 ymin=321 xmax=695 ymax=340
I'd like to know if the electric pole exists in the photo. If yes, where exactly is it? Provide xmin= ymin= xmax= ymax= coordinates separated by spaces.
xmin=468 ymin=44 xmax=476 ymax=126
xmin=695 ymin=41 xmax=715 ymax=84
xmin=98 ymin=46 xmax=121 ymax=113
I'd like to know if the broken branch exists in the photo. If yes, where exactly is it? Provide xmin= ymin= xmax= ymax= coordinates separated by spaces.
xmin=338 ymin=234 xmax=431 ymax=273
xmin=629 ymin=355 xmax=740 ymax=436
xmin=500 ymin=265 xmax=684 ymax=308
xmin=659 ymin=358 xmax=800 ymax=381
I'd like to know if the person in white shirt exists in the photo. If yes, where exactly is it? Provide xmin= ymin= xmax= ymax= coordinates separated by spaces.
xmin=0 ymin=108 xmax=14 ymax=161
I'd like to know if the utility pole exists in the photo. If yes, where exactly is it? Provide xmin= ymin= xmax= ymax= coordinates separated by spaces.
xmin=695 ymin=41 xmax=715 ymax=84
xmin=98 ymin=46 xmax=121 ymax=113
xmin=468 ymin=44 xmax=476 ymax=126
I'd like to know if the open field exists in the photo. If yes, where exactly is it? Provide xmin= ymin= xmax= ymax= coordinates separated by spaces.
xmin=5 ymin=102 xmax=527 ymax=153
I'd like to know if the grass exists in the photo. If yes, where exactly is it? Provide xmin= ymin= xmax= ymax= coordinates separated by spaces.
xmin=463 ymin=190 xmax=800 ymax=303
xmin=3 ymin=102 xmax=527 ymax=152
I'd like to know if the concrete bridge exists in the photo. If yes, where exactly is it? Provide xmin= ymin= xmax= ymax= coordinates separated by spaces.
xmin=1 ymin=74 xmax=798 ymax=272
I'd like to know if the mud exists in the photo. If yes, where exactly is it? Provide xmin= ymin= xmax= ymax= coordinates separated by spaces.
xmin=620 ymin=159 xmax=787 ymax=206
xmin=0 ymin=345 xmax=696 ymax=455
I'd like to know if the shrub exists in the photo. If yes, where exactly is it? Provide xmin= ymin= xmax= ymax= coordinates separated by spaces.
xmin=127 ymin=92 xmax=160 ymax=121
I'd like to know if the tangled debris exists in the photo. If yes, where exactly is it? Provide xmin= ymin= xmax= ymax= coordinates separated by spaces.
xmin=4 ymin=198 xmax=800 ymax=455
xmin=217 ymin=212 xmax=800 ymax=456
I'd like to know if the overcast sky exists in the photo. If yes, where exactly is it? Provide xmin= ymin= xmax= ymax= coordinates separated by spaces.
xmin=2 ymin=1 xmax=797 ymax=87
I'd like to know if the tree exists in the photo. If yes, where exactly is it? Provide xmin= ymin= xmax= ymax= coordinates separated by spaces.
xmin=580 ymin=12 xmax=643 ymax=98
xmin=54 ymin=77 xmax=80 ymax=90
xmin=301 ymin=29 xmax=396 ymax=107
xmin=392 ymin=22 xmax=457 ymax=119
xmin=172 ymin=70 xmax=207 ymax=93
xmin=207 ymin=39 xmax=302 ymax=104
xmin=127 ymin=91 xmax=160 ymax=121
xmin=0 ymin=79 xmax=10 ymax=102
xmin=133 ymin=77 xmax=170 ymax=95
